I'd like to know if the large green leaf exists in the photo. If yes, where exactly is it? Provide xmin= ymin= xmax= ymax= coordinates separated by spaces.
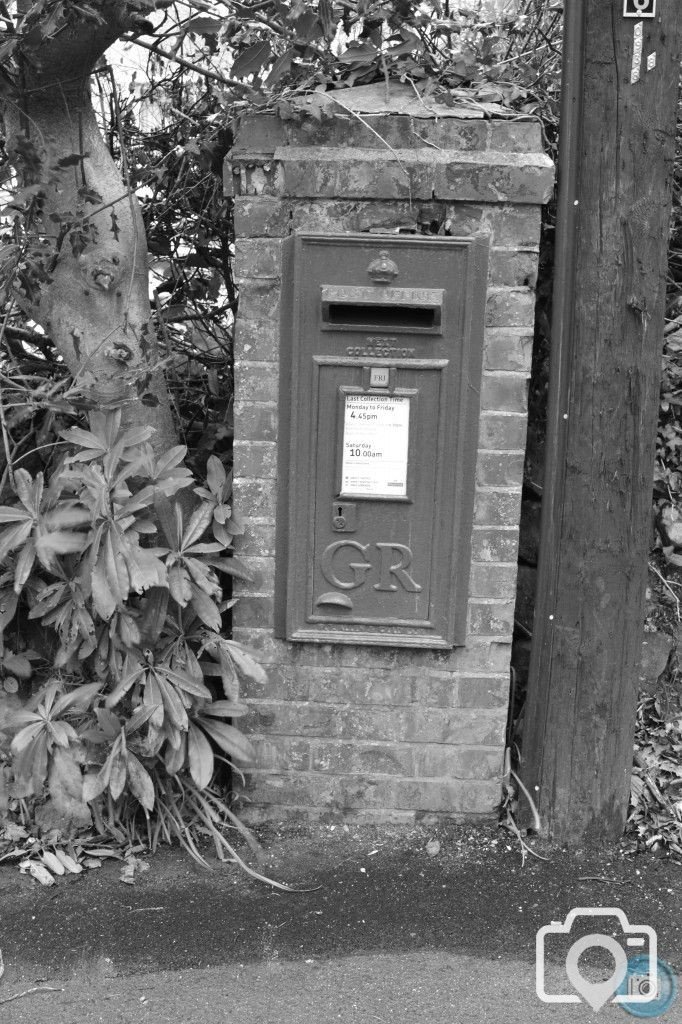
xmin=197 ymin=718 xmax=254 ymax=764
xmin=53 ymin=680 xmax=101 ymax=716
xmin=189 ymin=582 xmax=221 ymax=631
xmin=231 ymin=40 xmax=272 ymax=80
xmin=125 ymin=752 xmax=155 ymax=811
xmin=0 ymin=521 xmax=33 ymax=563
xmin=105 ymin=656 xmax=145 ymax=708
xmin=154 ymin=673 xmax=189 ymax=731
xmin=187 ymin=720 xmax=214 ymax=789
xmin=13 ymin=537 xmax=36 ymax=592
xmin=224 ymin=642 xmax=268 ymax=686
xmin=182 ymin=502 xmax=214 ymax=550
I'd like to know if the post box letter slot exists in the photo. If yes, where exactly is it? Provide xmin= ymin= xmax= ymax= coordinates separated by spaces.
xmin=321 ymin=286 xmax=443 ymax=334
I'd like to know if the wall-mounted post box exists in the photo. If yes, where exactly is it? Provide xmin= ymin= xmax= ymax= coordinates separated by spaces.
xmin=276 ymin=233 xmax=489 ymax=648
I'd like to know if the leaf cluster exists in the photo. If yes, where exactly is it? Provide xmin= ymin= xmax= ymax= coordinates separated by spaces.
xmin=0 ymin=410 xmax=264 ymax=862
xmin=625 ymin=693 xmax=682 ymax=860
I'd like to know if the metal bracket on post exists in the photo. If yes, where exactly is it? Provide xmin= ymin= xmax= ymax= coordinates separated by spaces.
xmin=622 ymin=0 xmax=656 ymax=17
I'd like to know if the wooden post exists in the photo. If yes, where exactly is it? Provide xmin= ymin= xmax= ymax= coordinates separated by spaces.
xmin=520 ymin=0 xmax=682 ymax=843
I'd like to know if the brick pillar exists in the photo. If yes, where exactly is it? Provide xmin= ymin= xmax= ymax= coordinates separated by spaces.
xmin=226 ymin=87 xmax=553 ymax=823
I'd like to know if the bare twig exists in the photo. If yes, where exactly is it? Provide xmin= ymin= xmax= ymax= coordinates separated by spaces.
xmin=0 ymin=305 xmax=17 ymax=489
xmin=0 ymin=986 xmax=64 ymax=1005
xmin=578 ymin=876 xmax=624 ymax=884
xmin=649 ymin=561 xmax=681 ymax=622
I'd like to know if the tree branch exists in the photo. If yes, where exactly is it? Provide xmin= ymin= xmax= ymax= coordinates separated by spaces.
xmin=121 ymin=35 xmax=251 ymax=93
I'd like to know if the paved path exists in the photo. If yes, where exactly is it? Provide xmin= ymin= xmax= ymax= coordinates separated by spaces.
xmin=0 ymin=823 xmax=679 ymax=1023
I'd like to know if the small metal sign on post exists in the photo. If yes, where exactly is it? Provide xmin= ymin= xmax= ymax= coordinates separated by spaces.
xmin=623 ymin=0 xmax=656 ymax=17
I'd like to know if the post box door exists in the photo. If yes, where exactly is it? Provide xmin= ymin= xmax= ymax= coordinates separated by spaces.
xmin=275 ymin=233 xmax=488 ymax=648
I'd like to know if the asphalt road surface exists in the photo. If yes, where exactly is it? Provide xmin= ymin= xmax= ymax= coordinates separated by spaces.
xmin=0 ymin=821 xmax=679 ymax=1023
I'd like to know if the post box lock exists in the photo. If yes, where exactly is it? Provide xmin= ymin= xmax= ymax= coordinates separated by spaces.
xmin=332 ymin=501 xmax=357 ymax=532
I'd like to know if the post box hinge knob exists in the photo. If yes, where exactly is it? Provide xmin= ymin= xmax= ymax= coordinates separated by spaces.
xmin=367 ymin=251 xmax=399 ymax=284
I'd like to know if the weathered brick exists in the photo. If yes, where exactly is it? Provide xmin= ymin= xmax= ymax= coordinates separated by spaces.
xmin=390 ymin=778 xmax=501 ymax=813
xmin=234 ymin=555 xmax=275 ymax=593
xmin=468 ymin=562 xmax=518 ymax=599
xmin=232 ymin=594 xmax=275 ymax=630
xmin=481 ymin=372 xmax=528 ymax=413
xmin=243 ymin=701 xmax=337 ymax=737
xmin=469 ymin=600 xmax=515 ymax=637
xmin=488 ymin=121 xmax=543 ymax=152
xmin=238 ymin=801 xmax=418 ymax=825
xmin=234 ymin=108 xmax=541 ymax=157
xmin=230 ymin=113 xmax=286 ymax=155
xmin=301 ymin=112 xmax=489 ymax=151
xmin=232 ymin=440 xmax=277 ymax=480
xmin=485 ymin=288 xmax=536 ymax=327
xmin=476 ymin=451 xmax=525 ymax=487
xmin=290 ymin=644 xmax=401 ymax=670
xmin=234 ymin=318 xmax=279 ymax=361
xmin=232 ymin=477 xmax=277 ymax=520
xmin=286 ymin=199 xmax=419 ymax=235
xmin=414 ymin=745 xmax=503 ymax=780
xmin=441 ymin=203 xmax=485 ymax=236
xmin=303 ymin=667 xmax=416 ymax=706
xmin=239 ymin=772 xmax=339 ymax=810
xmin=471 ymin=528 xmax=520 ymax=563
xmin=417 ymin=673 xmax=509 ymax=709
xmin=233 ymin=402 xmax=278 ymax=443
xmin=233 ymin=518 xmax=277 ymax=558
xmin=236 ymin=279 xmax=281 ymax=321
xmin=239 ymin=664 xmax=310 ymax=701
xmin=234 ymin=196 xmax=291 ymax=237
xmin=310 ymin=741 xmax=415 ymax=776
xmin=449 ymin=204 xmax=541 ymax=247
xmin=478 ymin=413 xmax=528 ymax=450
xmin=241 ymin=771 xmax=501 ymax=815
xmin=333 ymin=706 xmax=505 ymax=746
xmin=234 ymin=363 xmax=278 ymax=404
xmin=484 ymin=328 xmax=534 ymax=372
xmin=424 ymin=120 xmax=491 ymax=152
xmin=250 ymin=736 xmax=310 ymax=771
xmin=473 ymin=489 xmax=522 ymax=527
xmin=279 ymin=148 xmax=553 ymax=204
xmin=412 ymin=640 xmax=512 ymax=674
xmin=456 ymin=676 xmax=510 ymax=708
xmin=488 ymin=249 xmax=539 ymax=287
xmin=269 ymin=111 xmax=491 ymax=153
xmin=234 ymin=239 xmax=282 ymax=280
xmin=231 ymin=628 xmax=291 ymax=664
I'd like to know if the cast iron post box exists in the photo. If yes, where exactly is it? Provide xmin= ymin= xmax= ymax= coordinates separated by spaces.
xmin=275 ymin=233 xmax=488 ymax=648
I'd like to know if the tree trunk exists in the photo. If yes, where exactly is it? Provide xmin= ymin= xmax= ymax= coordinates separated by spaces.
xmin=520 ymin=0 xmax=682 ymax=844
xmin=4 ymin=2 xmax=176 ymax=452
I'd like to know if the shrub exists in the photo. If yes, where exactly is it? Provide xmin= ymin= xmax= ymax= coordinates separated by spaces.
xmin=0 ymin=409 xmax=263 ymax=865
